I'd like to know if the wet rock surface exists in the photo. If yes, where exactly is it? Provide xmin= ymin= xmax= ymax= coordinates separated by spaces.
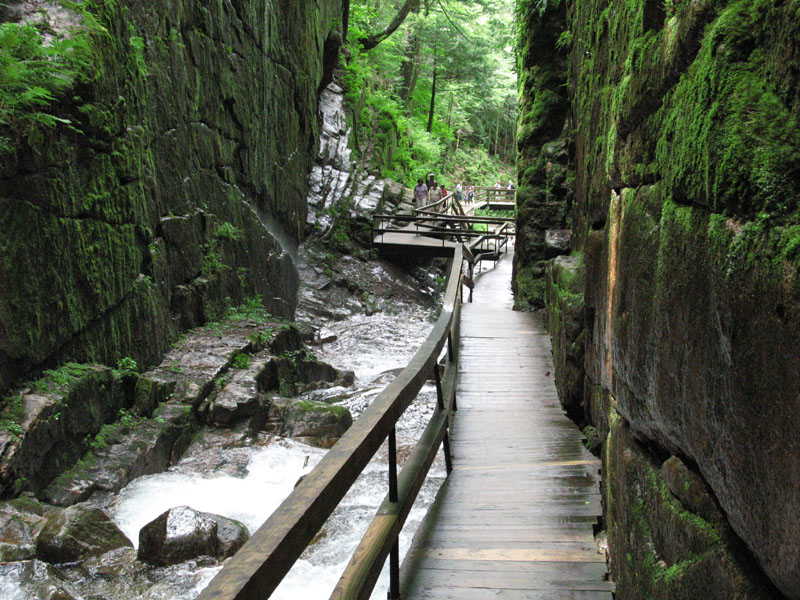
xmin=545 ymin=255 xmax=586 ymax=424
xmin=0 ymin=497 xmax=46 ymax=562
xmin=0 ymin=559 xmax=80 ymax=600
xmin=0 ymin=366 xmax=129 ymax=497
xmin=605 ymin=420 xmax=780 ymax=600
xmin=269 ymin=398 xmax=353 ymax=448
xmin=0 ymin=0 xmax=346 ymax=393
xmin=137 ymin=506 xmax=249 ymax=567
xmin=36 ymin=503 xmax=133 ymax=564
xmin=40 ymin=402 xmax=195 ymax=507
xmin=544 ymin=229 xmax=572 ymax=257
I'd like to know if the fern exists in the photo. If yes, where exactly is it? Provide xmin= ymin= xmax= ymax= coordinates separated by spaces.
xmin=0 ymin=11 xmax=100 ymax=155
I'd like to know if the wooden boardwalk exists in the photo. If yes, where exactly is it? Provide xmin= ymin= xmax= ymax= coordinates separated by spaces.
xmin=373 ymin=224 xmax=458 ymax=258
xmin=399 ymin=252 xmax=612 ymax=599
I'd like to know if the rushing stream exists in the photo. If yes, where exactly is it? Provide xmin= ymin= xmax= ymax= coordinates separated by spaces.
xmin=104 ymin=302 xmax=445 ymax=600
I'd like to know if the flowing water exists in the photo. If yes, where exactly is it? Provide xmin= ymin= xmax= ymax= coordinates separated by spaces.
xmin=105 ymin=303 xmax=445 ymax=600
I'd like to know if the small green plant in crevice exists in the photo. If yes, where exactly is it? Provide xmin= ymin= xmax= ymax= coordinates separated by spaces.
xmin=213 ymin=373 xmax=232 ymax=390
xmin=248 ymin=329 xmax=274 ymax=350
xmin=115 ymin=356 xmax=138 ymax=376
xmin=90 ymin=408 xmax=143 ymax=450
xmin=215 ymin=221 xmax=244 ymax=241
xmin=201 ymin=243 xmax=230 ymax=278
xmin=224 ymin=295 xmax=272 ymax=323
xmin=0 ymin=392 xmax=26 ymax=440
xmin=232 ymin=353 xmax=251 ymax=370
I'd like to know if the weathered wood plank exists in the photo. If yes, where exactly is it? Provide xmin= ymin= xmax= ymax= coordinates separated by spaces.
xmin=399 ymin=252 xmax=608 ymax=599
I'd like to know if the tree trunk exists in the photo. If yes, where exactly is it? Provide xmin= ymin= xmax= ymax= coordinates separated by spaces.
xmin=399 ymin=1 xmax=428 ymax=109
xmin=447 ymin=92 xmax=453 ymax=129
xmin=427 ymin=58 xmax=438 ymax=133
xmin=360 ymin=0 xmax=420 ymax=50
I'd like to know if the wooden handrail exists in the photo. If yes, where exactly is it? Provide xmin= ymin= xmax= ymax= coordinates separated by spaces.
xmin=330 ymin=330 xmax=459 ymax=599
xmin=373 ymin=213 xmax=515 ymax=225
xmin=373 ymin=227 xmax=512 ymax=241
xmin=196 ymin=245 xmax=472 ymax=600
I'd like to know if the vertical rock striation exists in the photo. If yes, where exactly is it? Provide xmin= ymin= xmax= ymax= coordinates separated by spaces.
xmin=516 ymin=0 xmax=799 ymax=597
xmin=0 ymin=0 xmax=347 ymax=393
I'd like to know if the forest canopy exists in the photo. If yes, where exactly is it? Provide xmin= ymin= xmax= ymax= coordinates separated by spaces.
xmin=344 ymin=0 xmax=517 ymax=187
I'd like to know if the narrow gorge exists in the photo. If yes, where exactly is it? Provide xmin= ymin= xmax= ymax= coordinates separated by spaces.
xmin=0 ymin=0 xmax=798 ymax=599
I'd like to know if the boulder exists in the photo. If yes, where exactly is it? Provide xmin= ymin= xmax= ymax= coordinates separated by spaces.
xmin=270 ymin=399 xmax=352 ymax=446
xmin=36 ymin=503 xmax=132 ymax=563
xmin=0 ymin=497 xmax=46 ymax=562
xmin=213 ymin=513 xmax=251 ymax=558
xmin=137 ymin=506 xmax=249 ymax=566
xmin=0 ymin=365 xmax=129 ymax=497
xmin=208 ymin=364 xmax=270 ymax=427
xmin=383 ymin=181 xmax=407 ymax=206
xmin=0 ymin=560 xmax=80 ymax=600
xmin=544 ymin=229 xmax=572 ymax=257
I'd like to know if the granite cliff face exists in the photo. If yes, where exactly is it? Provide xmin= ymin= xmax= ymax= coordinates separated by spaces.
xmin=0 ymin=0 xmax=348 ymax=393
xmin=516 ymin=0 xmax=799 ymax=597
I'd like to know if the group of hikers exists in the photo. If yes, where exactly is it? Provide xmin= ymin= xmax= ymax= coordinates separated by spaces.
xmin=413 ymin=173 xmax=516 ymax=209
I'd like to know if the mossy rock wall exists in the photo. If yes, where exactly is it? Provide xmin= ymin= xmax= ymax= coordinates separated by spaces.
xmin=516 ymin=0 xmax=800 ymax=596
xmin=513 ymin=0 xmax=572 ymax=309
xmin=0 ymin=0 xmax=347 ymax=393
xmin=604 ymin=418 xmax=779 ymax=600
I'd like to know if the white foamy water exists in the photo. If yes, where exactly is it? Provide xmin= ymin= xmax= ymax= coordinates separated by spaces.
xmin=106 ymin=302 xmax=445 ymax=600
xmin=315 ymin=308 xmax=436 ymax=381
xmin=113 ymin=439 xmax=325 ymax=547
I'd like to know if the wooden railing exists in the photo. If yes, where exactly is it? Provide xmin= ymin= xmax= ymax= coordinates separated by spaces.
xmin=372 ymin=213 xmax=516 ymax=250
xmin=470 ymin=185 xmax=517 ymax=209
xmin=196 ymin=244 xmax=474 ymax=600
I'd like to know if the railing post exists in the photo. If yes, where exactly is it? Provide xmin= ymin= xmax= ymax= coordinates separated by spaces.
xmin=388 ymin=540 xmax=400 ymax=600
xmin=388 ymin=428 xmax=398 ymax=502
xmin=434 ymin=366 xmax=453 ymax=475
xmin=387 ymin=426 xmax=400 ymax=599
xmin=469 ymin=261 xmax=474 ymax=303
xmin=447 ymin=332 xmax=456 ymax=363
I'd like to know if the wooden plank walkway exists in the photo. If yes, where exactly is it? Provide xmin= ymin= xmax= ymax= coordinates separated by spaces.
xmin=399 ymin=251 xmax=612 ymax=599
xmin=373 ymin=224 xmax=458 ymax=259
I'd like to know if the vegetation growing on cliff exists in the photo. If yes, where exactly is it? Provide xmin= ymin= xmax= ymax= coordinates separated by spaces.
xmin=0 ymin=4 xmax=106 ymax=154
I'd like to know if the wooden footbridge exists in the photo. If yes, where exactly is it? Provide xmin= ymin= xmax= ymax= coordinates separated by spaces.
xmin=197 ymin=192 xmax=611 ymax=599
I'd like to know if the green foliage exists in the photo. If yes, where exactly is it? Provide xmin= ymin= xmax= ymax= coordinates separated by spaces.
xmin=0 ymin=394 xmax=25 ymax=440
xmin=232 ymin=353 xmax=251 ymax=370
xmin=215 ymin=222 xmax=244 ymax=241
xmin=90 ymin=408 xmax=143 ymax=450
xmin=345 ymin=0 xmax=517 ymax=184
xmin=34 ymin=362 xmax=94 ymax=393
xmin=224 ymin=296 xmax=272 ymax=323
xmin=0 ymin=4 xmax=106 ymax=155
xmin=201 ymin=243 xmax=229 ymax=278
xmin=248 ymin=329 xmax=273 ymax=349
xmin=115 ymin=356 xmax=138 ymax=376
